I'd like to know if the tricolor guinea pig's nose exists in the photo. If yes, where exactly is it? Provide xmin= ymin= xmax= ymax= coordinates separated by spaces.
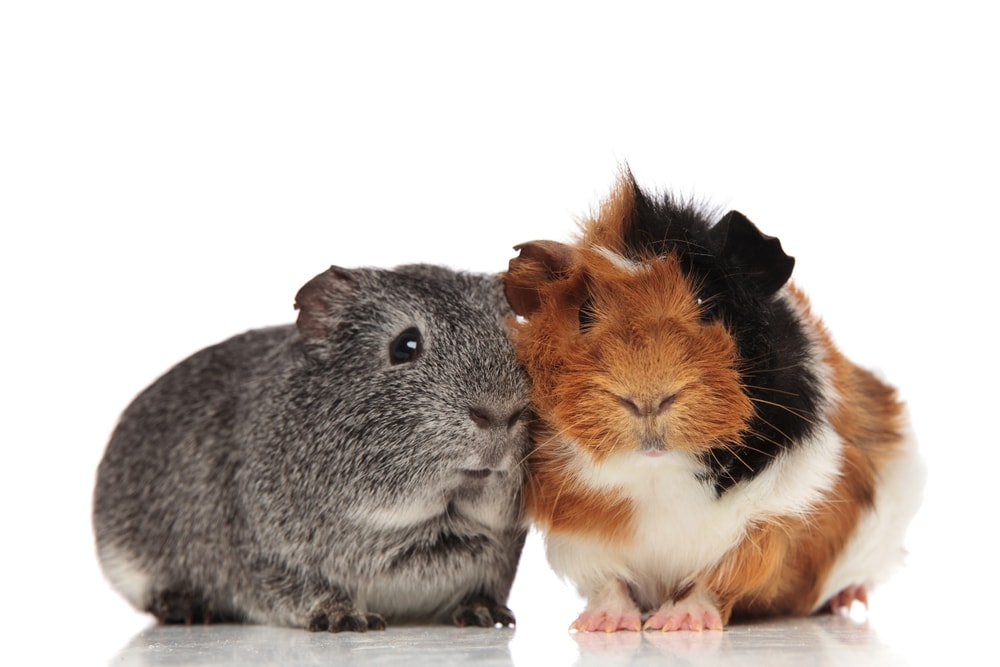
xmin=618 ymin=393 xmax=678 ymax=417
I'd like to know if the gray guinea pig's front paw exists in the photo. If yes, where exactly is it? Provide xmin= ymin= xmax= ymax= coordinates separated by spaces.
xmin=147 ymin=588 xmax=235 ymax=625
xmin=452 ymin=596 xmax=516 ymax=628
xmin=306 ymin=600 xmax=386 ymax=633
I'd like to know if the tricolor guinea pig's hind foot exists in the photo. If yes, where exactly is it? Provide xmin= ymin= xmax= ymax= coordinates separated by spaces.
xmin=824 ymin=584 xmax=869 ymax=615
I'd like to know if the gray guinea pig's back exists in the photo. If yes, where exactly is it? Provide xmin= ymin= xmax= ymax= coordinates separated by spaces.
xmin=92 ymin=325 xmax=298 ymax=617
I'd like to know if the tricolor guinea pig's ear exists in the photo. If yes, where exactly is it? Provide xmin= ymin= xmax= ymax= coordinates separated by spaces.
xmin=502 ymin=240 xmax=579 ymax=317
xmin=294 ymin=266 xmax=360 ymax=341
xmin=710 ymin=211 xmax=795 ymax=296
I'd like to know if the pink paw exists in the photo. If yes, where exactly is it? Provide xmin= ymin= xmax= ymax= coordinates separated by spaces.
xmin=643 ymin=598 xmax=723 ymax=632
xmin=570 ymin=609 xmax=643 ymax=633
xmin=828 ymin=585 xmax=868 ymax=613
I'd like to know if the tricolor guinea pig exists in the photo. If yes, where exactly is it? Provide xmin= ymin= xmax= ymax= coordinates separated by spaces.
xmin=502 ymin=172 xmax=924 ymax=632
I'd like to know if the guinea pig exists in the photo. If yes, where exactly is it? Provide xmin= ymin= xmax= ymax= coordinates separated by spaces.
xmin=502 ymin=171 xmax=924 ymax=632
xmin=93 ymin=264 xmax=530 ymax=632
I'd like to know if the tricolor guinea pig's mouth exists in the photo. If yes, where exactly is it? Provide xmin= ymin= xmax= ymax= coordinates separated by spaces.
xmin=639 ymin=436 xmax=668 ymax=457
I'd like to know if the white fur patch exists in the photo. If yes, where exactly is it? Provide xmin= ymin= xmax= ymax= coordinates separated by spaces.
xmin=591 ymin=245 xmax=646 ymax=273
xmin=360 ymin=468 xmax=516 ymax=532
xmin=98 ymin=544 xmax=151 ymax=609
xmin=364 ymin=502 xmax=446 ymax=530
xmin=736 ymin=422 xmax=844 ymax=517
xmin=813 ymin=418 xmax=925 ymax=610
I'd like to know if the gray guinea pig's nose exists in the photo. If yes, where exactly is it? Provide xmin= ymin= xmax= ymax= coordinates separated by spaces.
xmin=469 ymin=405 xmax=528 ymax=431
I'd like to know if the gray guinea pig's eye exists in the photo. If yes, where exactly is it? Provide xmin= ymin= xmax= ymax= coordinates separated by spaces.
xmin=389 ymin=327 xmax=423 ymax=365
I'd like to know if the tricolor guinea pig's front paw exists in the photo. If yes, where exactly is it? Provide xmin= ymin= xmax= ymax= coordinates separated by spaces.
xmin=642 ymin=589 xmax=723 ymax=632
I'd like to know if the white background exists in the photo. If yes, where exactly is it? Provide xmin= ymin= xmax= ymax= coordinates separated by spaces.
xmin=2 ymin=1 xmax=997 ymax=664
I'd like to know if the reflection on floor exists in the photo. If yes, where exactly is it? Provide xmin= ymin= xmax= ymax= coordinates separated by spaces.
xmin=109 ymin=613 xmax=908 ymax=667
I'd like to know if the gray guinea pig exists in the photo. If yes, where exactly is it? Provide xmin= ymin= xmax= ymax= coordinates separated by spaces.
xmin=93 ymin=264 xmax=531 ymax=632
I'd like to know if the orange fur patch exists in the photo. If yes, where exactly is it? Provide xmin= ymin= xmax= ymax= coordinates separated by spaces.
xmin=578 ymin=170 xmax=638 ymax=254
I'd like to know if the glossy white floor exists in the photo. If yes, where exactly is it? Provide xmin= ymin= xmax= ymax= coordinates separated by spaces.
xmin=57 ymin=529 xmax=958 ymax=667
xmin=107 ymin=615 xmax=901 ymax=667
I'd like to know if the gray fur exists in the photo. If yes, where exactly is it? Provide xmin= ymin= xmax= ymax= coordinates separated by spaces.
xmin=93 ymin=265 xmax=530 ymax=631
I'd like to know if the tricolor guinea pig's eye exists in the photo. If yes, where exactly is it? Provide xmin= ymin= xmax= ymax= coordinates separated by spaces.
xmin=389 ymin=327 xmax=423 ymax=364
xmin=579 ymin=298 xmax=597 ymax=332
xmin=696 ymin=290 xmax=722 ymax=323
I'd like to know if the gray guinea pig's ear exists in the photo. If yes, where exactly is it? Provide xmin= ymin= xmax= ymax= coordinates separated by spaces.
xmin=294 ymin=266 xmax=359 ymax=341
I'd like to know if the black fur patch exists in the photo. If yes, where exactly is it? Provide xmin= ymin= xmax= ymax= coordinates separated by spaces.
xmin=620 ymin=184 xmax=823 ymax=494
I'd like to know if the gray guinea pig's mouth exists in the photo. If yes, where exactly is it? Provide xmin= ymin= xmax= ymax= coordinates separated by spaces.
xmin=460 ymin=469 xmax=494 ymax=480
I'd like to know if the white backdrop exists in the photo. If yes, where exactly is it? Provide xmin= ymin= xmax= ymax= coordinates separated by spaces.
xmin=2 ymin=2 xmax=996 ymax=663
